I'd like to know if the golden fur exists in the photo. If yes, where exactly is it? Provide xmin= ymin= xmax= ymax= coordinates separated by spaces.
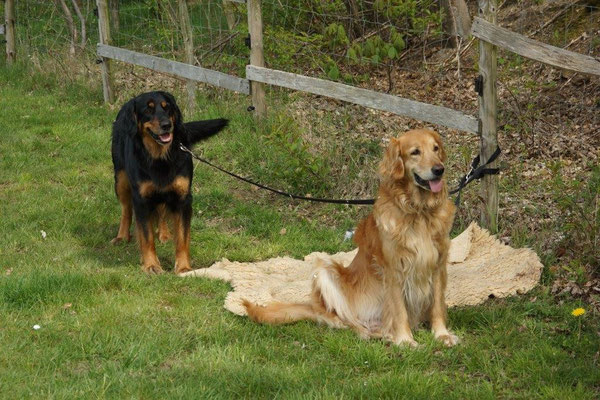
xmin=244 ymin=129 xmax=458 ymax=347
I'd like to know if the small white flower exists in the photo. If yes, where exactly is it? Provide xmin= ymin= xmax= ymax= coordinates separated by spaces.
xmin=33 ymin=324 xmax=41 ymax=330
xmin=344 ymin=230 xmax=354 ymax=241
xmin=40 ymin=230 xmax=47 ymax=239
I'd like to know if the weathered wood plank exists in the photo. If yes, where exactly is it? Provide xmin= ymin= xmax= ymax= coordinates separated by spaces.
xmin=477 ymin=0 xmax=499 ymax=233
xmin=97 ymin=44 xmax=250 ymax=94
xmin=246 ymin=65 xmax=479 ymax=134
xmin=471 ymin=16 xmax=600 ymax=77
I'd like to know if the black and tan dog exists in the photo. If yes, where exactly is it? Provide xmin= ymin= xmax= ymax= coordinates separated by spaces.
xmin=111 ymin=91 xmax=228 ymax=274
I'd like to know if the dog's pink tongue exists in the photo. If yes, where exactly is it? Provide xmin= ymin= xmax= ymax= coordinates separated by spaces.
xmin=429 ymin=179 xmax=443 ymax=193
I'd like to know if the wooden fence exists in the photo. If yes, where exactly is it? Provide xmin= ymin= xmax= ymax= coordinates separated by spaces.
xmin=92 ymin=0 xmax=600 ymax=233
xmin=5 ymin=0 xmax=598 ymax=231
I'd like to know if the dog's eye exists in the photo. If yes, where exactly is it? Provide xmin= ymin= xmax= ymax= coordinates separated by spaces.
xmin=433 ymin=145 xmax=439 ymax=152
xmin=411 ymin=149 xmax=420 ymax=156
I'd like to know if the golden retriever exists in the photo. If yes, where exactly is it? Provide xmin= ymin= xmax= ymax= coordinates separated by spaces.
xmin=244 ymin=129 xmax=458 ymax=347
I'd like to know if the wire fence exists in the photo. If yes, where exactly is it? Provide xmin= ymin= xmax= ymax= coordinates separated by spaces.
xmin=496 ymin=3 xmax=600 ymax=161
xmin=1 ymin=0 xmax=599 ymax=236
xmin=4 ymin=1 xmax=599 ymax=158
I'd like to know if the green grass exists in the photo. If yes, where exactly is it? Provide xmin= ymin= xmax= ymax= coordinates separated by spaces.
xmin=1 ymin=63 xmax=599 ymax=399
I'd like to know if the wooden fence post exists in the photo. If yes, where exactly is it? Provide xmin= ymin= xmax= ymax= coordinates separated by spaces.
xmin=178 ymin=0 xmax=196 ymax=112
xmin=96 ymin=0 xmax=114 ymax=103
xmin=477 ymin=0 xmax=498 ymax=233
xmin=4 ymin=0 xmax=16 ymax=64
xmin=247 ymin=0 xmax=266 ymax=117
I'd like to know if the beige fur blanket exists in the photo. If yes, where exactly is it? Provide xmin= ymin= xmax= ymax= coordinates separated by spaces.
xmin=182 ymin=223 xmax=543 ymax=316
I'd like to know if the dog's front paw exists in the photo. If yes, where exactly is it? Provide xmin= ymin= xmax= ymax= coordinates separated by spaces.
xmin=175 ymin=266 xmax=193 ymax=275
xmin=143 ymin=264 xmax=164 ymax=274
xmin=110 ymin=235 xmax=130 ymax=245
xmin=436 ymin=333 xmax=460 ymax=347
xmin=392 ymin=335 xmax=419 ymax=348
xmin=399 ymin=339 xmax=419 ymax=348
xmin=174 ymin=261 xmax=192 ymax=275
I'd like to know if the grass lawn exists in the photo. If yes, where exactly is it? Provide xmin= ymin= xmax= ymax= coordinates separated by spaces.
xmin=0 ymin=64 xmax=599 ymax=399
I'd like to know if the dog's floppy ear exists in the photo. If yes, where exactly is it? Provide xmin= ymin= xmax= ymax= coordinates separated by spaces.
xmin=160 ymin=91 xmax=185 ymax=133
xmin=433 ymin=132 xmax=447 ymax=162
xmin=378 ymin=138 xmax=404 ymax=181
xmin=114 ymin=98 xmax=138 ymax=138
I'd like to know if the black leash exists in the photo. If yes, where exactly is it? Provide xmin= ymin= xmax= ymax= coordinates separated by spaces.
xmin=180 ymin=144 xmax=376 ymax=205
xmin=449 ymin=146 xmax=501 ymax=205
xmin=180 ymin=144 xmax=501 ymax=207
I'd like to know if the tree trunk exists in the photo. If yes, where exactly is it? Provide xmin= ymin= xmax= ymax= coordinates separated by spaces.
xmin=343 ymin=0 xmax=363 ymax=39
xmin=56 ymin=0 xmax=77 ymax=54
xmin=223 ymin=1 xmax=237 ymax=30
xmin=440 ymin=0 xmax=471 ymax=48
xmin=5 ymin=0 xmax=16 ymax=63
xmin=70 ymin=0 xmax=86 ymax=49
xmin=178 ymin=0 xmax=196 ymax=112
xmin=109 ymin=0 xmax=120 ymax=32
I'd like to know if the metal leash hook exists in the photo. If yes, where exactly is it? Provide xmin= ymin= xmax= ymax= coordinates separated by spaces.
xmin=449 ymin=146 xmax=501 ymax=205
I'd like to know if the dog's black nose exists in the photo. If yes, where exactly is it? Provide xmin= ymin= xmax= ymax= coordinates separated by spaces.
xmin=432 ymin=165 xmax=445 ymax=177
xmin=160 ymin=121 xmax=172 ymax=131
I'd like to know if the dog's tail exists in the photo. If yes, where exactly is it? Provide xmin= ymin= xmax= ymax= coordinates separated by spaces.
xmin=184 ymin=119 xmax=229 ymax=145
xmin=243 ymin=300 xmax=320 ymax=325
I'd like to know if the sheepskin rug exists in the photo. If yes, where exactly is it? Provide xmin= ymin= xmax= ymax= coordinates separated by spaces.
xmin=181 ymin=222 xmax=543 ymax=316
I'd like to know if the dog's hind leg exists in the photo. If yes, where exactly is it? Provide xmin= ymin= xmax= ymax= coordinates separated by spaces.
xmin=111 ymin=170 xmax=133 ymax=244
xmin=312 ymin=263 xmax=371 ymax=336
xmin=243 ymin=298 xmax=344 ymax=328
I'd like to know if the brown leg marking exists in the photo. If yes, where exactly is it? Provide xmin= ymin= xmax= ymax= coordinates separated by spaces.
xmin=136 ymin=218 xmax=163 ymax=274
xmin=172 ymin=211 xmax=192 ymax=274
xmin=111 ymin=170 xmax=133 ymax=244
xmin=157 ymin=204 xmax=172 ymax=243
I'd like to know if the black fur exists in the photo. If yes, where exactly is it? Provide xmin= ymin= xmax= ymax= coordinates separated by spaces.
xmin=111 ymin=91 xmax=228 ymax=274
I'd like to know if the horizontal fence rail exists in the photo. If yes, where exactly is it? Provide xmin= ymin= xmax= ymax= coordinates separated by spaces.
xmin=471 ymin=17 xmax=600 ymax=77
xmin=97 ymin=44 xmax=250 ymax=94
xmin=246 ymin=65 xmax=480 ymax=134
